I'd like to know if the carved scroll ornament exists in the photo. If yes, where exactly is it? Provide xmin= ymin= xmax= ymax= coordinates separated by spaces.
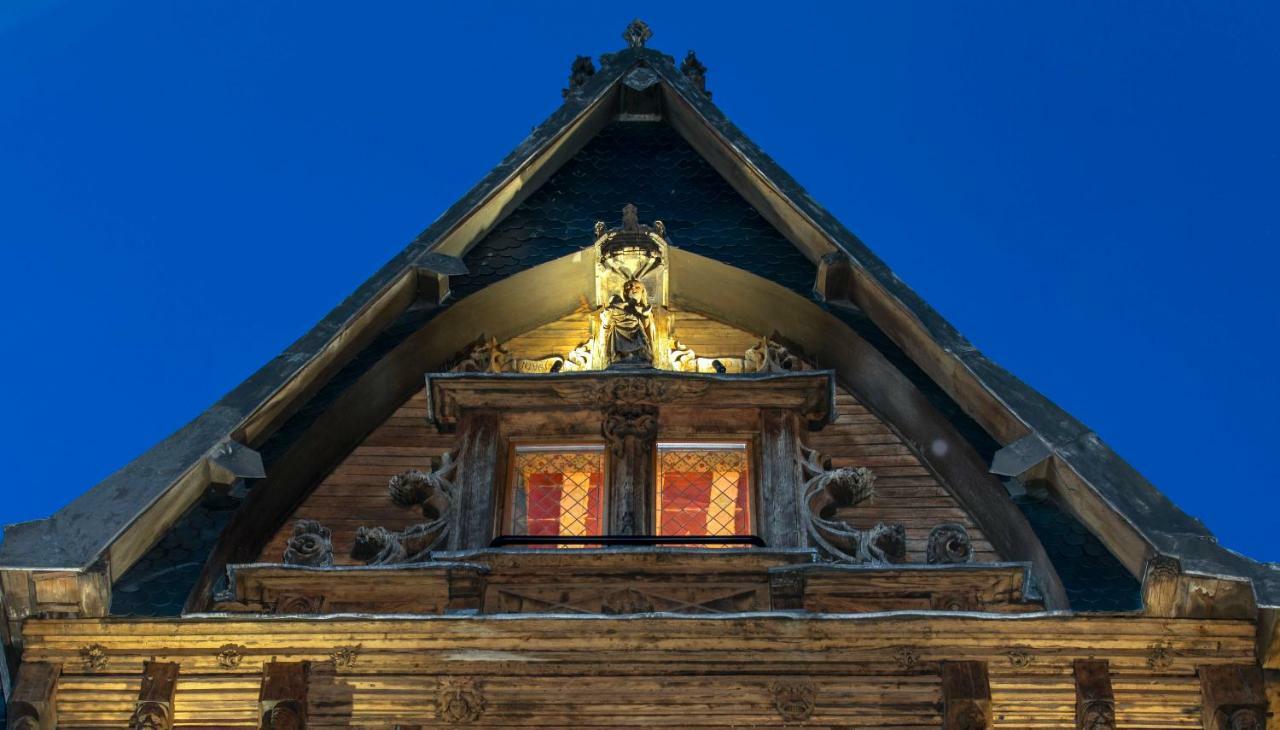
xmin=283 ymin=519 xmax=333 ymax=567
xmin=800 ymin=446 xmax=905 ymax=564
xmin=353 ymin=453 xmax=457 ymax=565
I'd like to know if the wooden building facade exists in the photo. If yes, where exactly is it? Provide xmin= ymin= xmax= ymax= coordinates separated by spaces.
xmin=3 ymin=21 xmax=1277 ymax=729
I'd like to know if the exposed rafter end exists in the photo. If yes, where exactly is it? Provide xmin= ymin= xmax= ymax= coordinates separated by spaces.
xmin=205 ymin=439 xmax=265 ymax=488
xmin=989 ymin=434 xmax=1053 ymax=478
xmin=415 ymin=252 xmax=467 ymax=306
xmin=813 ymin=251 xmax=855 ymax=304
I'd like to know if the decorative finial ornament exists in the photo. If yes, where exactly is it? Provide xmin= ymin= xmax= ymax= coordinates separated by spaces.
xmin=623 ymin=19 xmax=652 ymax=48
xmin=681 ymin=51 xmax=710 ymax=98
xmin=562 ymin=55 xmax=596 ymax=99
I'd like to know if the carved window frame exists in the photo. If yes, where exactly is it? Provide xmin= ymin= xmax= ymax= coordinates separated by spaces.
xmin=501 ymin=440 xmax=612 ymax=540
xmin=653 ymin=439 xmax=759 ymax=539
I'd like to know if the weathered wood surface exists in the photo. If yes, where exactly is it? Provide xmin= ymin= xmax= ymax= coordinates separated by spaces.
xmin=22 ymin=614 xmax=1257 ymax=727
xmin=259 ymin=390 xmax=454 ymax=565
xmin=759 ymin=409 xmax=805 ymax=547
xmin=262 ymin=313 xmax=998 ymax=567
xmin=451 ymin=410 xmax=501 ymax=550
xmin=223 ymin=553 xmax=1037 ymax=616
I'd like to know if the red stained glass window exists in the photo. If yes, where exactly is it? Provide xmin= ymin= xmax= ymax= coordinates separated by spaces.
xmin=508 ymin=445 xmax=605 ymax=540
xmin=656 ymin=443 xmax=751 ymax=538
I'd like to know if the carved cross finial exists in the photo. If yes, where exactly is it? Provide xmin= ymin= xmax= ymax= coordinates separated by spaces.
xmin=623 ymin=19 xmax=652 ymax=48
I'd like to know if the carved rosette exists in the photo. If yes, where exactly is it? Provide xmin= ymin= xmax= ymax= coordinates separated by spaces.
xmin=927 ymin=523 xmax=973 ymax=564
xmin=437 ymin=678 xmax=485 ymax=723
xmin=215 ymin=643 xmax=245 ymax=669
xmin=80 ymin=643 xmax=108 ymax=671
xmin=283 ymin=519 xmax=333 ymax=567
xmin=353 ymin=453 xmax=457 ymax=565
xmin=770 ymin=681 xmax=816 ymax=723
xmin=1221 ymin=708 xmax=1263 ymax=730
xmin=263 ymin=703 xmax=305 ymax=730
xmin=275 ymin=594 xmax=324 ymax=614
xmin=1079 ymin=700 xmax=1116 ymax=730
xmin=130 ymin=702 xmax=171 ymax=730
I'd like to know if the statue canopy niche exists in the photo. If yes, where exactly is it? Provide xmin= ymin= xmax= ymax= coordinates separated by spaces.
xmin=590 ymin=204 xmax=672 ymax=369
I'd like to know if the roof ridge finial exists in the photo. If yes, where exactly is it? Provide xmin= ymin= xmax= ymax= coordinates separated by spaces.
xmin=623 ymin=19 xmax=652 ymax=49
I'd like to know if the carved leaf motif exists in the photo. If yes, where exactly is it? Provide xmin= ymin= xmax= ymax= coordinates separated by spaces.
xmin=215 ymin=643 xmax=245 ymax=669
xmin=354 ymin=453 xmax=457 ymax=565
xmin=80 ymin=643 xmax=108 ymax=671
xmin=799 ymin=446 xmax=903 ymax=564
xmin=437 ymin=678 xmax=485 ymax=723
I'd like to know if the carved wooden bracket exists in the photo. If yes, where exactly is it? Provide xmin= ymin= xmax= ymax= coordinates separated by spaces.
xmin=942 ymin=661 xmax=992 ymax=729
xmin=260 ymin=661 xmax=309 ymax=729
xmin=1073 ymin=659 xmax=1115 ymax=730
xmin=6 ymin=661 xmax=59 ymax=730
xmin=1198 ymin=664 xmax=1267 ymax=730
xmin=130 ymin=661 xmax=179 ymax=730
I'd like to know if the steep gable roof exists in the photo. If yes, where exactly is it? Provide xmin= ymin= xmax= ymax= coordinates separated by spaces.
xmin=2 ymin=29 xmax=1275 ymax=617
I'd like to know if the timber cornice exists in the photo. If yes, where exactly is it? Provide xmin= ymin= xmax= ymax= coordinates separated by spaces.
xmin=21 ymin=613 xmax=1258 ymax=676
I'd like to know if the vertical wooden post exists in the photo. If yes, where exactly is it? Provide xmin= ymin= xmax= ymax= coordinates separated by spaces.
xmin=759 ymin=409 xmax=805 ymax=547
xmin=1198 ymin=664 xmax=1267 ymax=730
xmin=941 ymin=661 xmax=992 ymax=730
xmin=6 ymin=661 xmax=59 ymax=730
xmin=451 ymin=410 xmax=501 ymax=550
xmin=259 ymin=661 xmax=309 ymax=729
xmin=1073 ymin=659 xmax=1115 ymax=730
xmin=603 ymin=405 xmax=658 ymax=535
xmin=131 ymin=661 xmax=179 ymax=730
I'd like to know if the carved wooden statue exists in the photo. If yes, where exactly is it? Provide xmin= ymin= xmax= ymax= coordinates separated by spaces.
xmin=600 ymin=279 xmax=657 ymax=367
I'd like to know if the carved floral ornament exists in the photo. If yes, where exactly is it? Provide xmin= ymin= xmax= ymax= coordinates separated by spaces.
xmin=80 ymin=642 xmax=109 ymax=671
xmin=283 ymin=519 xmax=332 ymax=567
xmin=215 ymin=643 xmax=246 ymax=668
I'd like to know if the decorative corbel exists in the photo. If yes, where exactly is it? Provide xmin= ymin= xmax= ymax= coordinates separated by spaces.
xmin=130 ymin=661 xmax=178 ymax=730
xmin=259 ymin=661 xmax=308 ymax=729
xmin=941 ymin=661 xmax=992 ymax=730
xmin=1198 ymin=664 xmax=1267 ymax=730
xmin=6 ymin=661 xmax=59 ymax=730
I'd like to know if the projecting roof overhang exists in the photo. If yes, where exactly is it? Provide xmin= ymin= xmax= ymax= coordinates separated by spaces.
xmin=2 ymin=37 xmax=1275 ymax=621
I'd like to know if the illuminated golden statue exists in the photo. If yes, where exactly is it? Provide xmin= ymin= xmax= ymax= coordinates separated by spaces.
xmin=600 ymin=278 xmax=657 ymax=367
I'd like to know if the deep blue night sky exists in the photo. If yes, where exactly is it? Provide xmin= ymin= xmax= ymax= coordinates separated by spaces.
xmin=2 ymin=2 xmax=1277 ymax=562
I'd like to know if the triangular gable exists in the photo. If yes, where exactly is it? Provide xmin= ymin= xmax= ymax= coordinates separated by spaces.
xmin=3 ymin=39 xmax=1275 ymax=617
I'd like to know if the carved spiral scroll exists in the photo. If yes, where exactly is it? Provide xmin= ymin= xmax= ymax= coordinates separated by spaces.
xmin=799 ymin=445 xmax=905 ymax=564
xmin=926 ymin=523 xmax=973 ymax=564
xmin=352 ymin=452 xmax=457 ymax=565
xmin=283 ymin=519 xmax=332 ymax=567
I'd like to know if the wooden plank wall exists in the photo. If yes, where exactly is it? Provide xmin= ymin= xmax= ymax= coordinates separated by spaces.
xmin=260 ymin=311 xmax=996 ymax=564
